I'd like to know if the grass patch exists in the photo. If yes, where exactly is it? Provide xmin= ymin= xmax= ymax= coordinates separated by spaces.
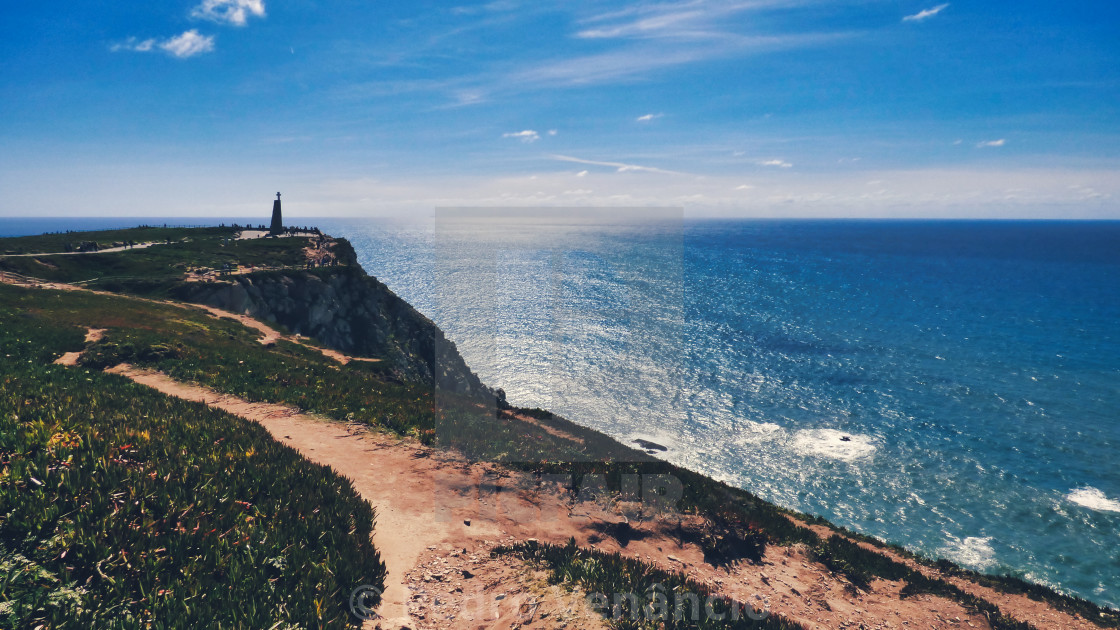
xmin=0 ymin=226 xmax=351 ymax=296
xmin=0 ymin=284 xmax=385 ymax=628
xmin=806 ymin=535 xmax=1037 ymax=630
xmin=0 ymin=226 xmax=233 ymax=255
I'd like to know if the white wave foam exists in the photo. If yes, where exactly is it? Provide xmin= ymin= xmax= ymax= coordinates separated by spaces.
xmin=790 ymin=428 xmax=877 ymax=462
xmin=1066 ymin=487 xmax=1120 ymax=513
xmin=735 ymin=421 xmax=784 ymax=446
xmin=940 ymin=536 xmax=997 ymax=571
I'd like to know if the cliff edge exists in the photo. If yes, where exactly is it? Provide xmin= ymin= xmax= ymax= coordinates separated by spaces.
xmin=174 ymin=264 xmax=488 ymax=397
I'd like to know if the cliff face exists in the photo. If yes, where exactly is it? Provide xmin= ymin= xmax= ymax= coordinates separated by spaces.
xmin=175 ymin=266 xmax=488 ymax=396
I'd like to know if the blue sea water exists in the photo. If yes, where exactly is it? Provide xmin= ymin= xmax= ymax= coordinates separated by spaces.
xmin=4 ymin=216 xmax=1118 ymax=607
xmin=318 ymin=216 xmax=1120 ymax=608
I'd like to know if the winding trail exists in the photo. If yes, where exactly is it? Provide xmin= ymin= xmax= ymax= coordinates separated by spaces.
xmin=0 ymin=242 xmax=163 ymax=257
xmin=101 ymin=362 xmax=1045 ymax=630
xmin=53 ymin=328 xmax=106 ymax=366
xmin=0 ymin=270 xmax=376 ymax=366
xmin=104 ymin=364 xmax=455 ymax=627
xmin=191 ymin=303 xmax=380 ymax=365
xmin=101 ymin=364 xmax=604 ymax=629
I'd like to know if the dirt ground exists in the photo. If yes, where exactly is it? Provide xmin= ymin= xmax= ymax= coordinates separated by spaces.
xmin=101 ymin=364 xmax=1103 ymax=630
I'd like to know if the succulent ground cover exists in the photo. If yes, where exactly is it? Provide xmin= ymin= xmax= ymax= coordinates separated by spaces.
xmin=0 ymin=284 xmax=385 ymax=629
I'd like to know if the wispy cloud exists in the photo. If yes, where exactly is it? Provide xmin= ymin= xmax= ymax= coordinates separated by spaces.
xmin=325 ymin=3 xmax=849 ymax=107
xmin=577 ymin=9 xmax=708 ymax=40
xmin=191 ymin=0 xmax=266 ymax=26
xmin=515 ymin=46 xmax=710 ymax=86
xmin=551 ymin=154 xmax=686 ymax=175
xmin=486 ymin=0 xmax=851 ymax=90
xmin=977 ymin=139 xmax=1006 ymax=148
xmin=510 ymin=32 xmax=841 ymax=88
xmin=450 ymin=0 xmax=519 ymax=16
xmin=636 ymin=113 xmax=663 ymax=122
xmin=111 ymin=30 xmax=216 ymax=59
xmin=759 ymin=158 xmax=793 ymax=168
xmin=903 ymin=3 xmax=949 ymax=22
xmin=503 ymin=130 xmax=540 ymax=142
xmin=111 ymin=38 xmax=157 ymax=53
xmin=576 ymin=0 xmax=805 ymax=41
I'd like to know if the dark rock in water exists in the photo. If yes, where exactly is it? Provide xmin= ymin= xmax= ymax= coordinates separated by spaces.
xmin=840 ymin=435 xmax=851 ymax=442
xmin=632 ymin=438 xmax=668 ymax=452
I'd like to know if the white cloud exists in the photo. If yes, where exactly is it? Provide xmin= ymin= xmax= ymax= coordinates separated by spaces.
xmin=759 ymin=159 xmax=793 ymax=168
xmin=450 ymin=0 xmax=518 ymax=16
xmin=903 ymin=3 xmax=949 ymax=22
xmin=577 ymin=9 xmax=706 ymax=40
xmin=977 ymin=139 xmax=1006 ymax=148
xmin=161 ymin=30 xmax=216 ymax=58
xmin=548 ymin=129 xmax=558 ymax=136
xmin=192 ymin=0 xmax=266 ymax=26
xmin=575 ymin=170 xmax=588 ymax=177
xmin=111 ymin=37 xmax=157 ymax=53
xmin=111 ymin=30 xmax=215 ymax=58
xmin=576 ymin=1 xmax=807 ymax=41
xmin=551 ymin=154 xmax=686 ymax=175
xmin=503 ymin=130 xmax=540 ymax=142
xmin=508 ymin=32 xmax=845 ymax=88
xmin=368 ymin=4 xmax=849 ymax=102
xmin=636 ymin=113 xmax=662 ymax=122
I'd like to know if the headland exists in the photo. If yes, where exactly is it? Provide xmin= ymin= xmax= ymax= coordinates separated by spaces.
xmin=1 ymin=224 xmax=1116 ymax=629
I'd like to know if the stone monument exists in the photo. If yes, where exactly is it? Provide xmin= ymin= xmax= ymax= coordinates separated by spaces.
xmin=269 ymin=192 xmax=283 ymax=235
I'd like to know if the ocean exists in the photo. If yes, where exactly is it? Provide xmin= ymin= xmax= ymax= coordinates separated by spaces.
xmin=4 ymin=216 xmax=1118 ymax=607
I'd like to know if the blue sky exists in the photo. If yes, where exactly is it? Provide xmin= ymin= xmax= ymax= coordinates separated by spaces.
xmin=2 ymin=0 xmax=1118 ymax=217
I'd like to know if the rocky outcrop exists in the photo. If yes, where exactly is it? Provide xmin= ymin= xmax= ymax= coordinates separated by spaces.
xmin=174 ymin=265 xmax=488 ymax=396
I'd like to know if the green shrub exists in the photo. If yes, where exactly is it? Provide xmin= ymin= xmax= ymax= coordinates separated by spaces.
xmin=494 ymin=539 xmax=804 ymax=630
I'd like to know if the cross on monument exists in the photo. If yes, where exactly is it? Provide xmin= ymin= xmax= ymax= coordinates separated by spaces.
xmin=276 ymin=192 xmax=281 ymax=200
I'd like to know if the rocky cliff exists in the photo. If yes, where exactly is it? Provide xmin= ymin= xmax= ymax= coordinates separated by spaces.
xmin=174 ymin=265 xmax=489 ymax=397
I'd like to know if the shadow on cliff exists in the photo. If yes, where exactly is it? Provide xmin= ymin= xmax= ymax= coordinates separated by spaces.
xmin=172 ymin=266 xmax=488 ymax=397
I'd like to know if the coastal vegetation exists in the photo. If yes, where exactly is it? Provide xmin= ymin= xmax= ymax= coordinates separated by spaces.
xmin=0 ymin=283 xmax=385 ymax=628
xmin=0 ymin=226 xmax=234 ymax=256
xmin=0 ymin=226 xmax=342 ymax=295
xmin=493 ymin=538 xmax=804 ymax=629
